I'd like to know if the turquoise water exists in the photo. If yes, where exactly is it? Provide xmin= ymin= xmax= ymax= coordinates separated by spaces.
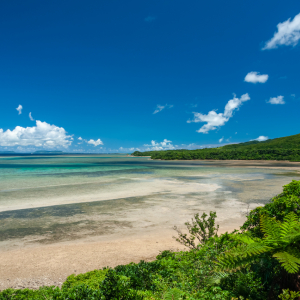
xmin=1 ymin=155 xmax=300 ymax=245
xmin=1 ymin=154 xmax=299 ymax=213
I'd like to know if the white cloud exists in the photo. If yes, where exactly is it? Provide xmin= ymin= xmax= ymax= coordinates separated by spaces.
xmin=16 ymin=105 xmax=23 ymax=115
xmin=116 ymin=147 xmax=139 ymax=152
xmin=263 ymin=13 xmax=300 ymax=50
xmin=0 ymin=120 xmax=72 ymax=148
xmin=160 ymin=139 xmax=172 ymax=146
xmin=219 ymin=137 xmax=224 ymax=143
xmin=253 ymin=136 xmax=268 ymax=142
xmin=78 ymin=137 xmax=83 ymax=140
xmin=87 ymin=139 xmax=103 ymax=146
xmin=244 ymin=72 xmax=269 ymax=83
xmin=153 ymin=104 xmax=173 ymax=114
xmin=188 ymin=93 xmax=250 ymax=133
xmin=267 ymin=95 xmax=285 ymax=104
xmin=29 ymin=112 xmax=34 ymax=121
xmin=179 ymin=143 xmax=225 ymax=150
xmin=144 ymin=139 xmax=175 ymax=150
xmin=145 ymin=16 xmax=156 ymax=22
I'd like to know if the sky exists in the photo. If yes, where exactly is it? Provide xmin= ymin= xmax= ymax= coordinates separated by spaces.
xmin=0 ymin=0 xmax=300 ymax=153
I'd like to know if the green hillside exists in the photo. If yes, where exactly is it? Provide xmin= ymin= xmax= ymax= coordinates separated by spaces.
xmin=132 ymin=133 xmax=300 ymax=161
xmin=222 ymin=133 xmax=300 ymax=150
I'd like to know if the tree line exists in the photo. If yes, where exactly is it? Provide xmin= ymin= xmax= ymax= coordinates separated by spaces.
xmin=132 ymin=149 xmax=300 ymax=161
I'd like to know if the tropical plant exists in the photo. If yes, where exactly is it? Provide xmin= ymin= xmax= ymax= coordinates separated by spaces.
xmin=278 ymin=289 xmax=300 ymax=300
xmin=173 ymin=211 xmax=219 ymax=249
xmin=241 ymin=180 xmax=300 ymax=239
xmin=217 ymin=212 xmax=300 ymax=274
xmin=163 ymin=288 xmax=183 ymax=300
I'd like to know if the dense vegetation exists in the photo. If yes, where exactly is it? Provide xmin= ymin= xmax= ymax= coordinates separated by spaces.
xmin=132 ymin=133 xmax=300 ymax=161
xmin=1 ymin=180 xmax=300 ymax=299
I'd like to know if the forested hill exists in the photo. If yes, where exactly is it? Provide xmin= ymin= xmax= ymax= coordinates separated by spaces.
xmin=222 ymin=133 xmax=300 ymax=150
xmin=132 ymin=133 xmax=300 ymax=161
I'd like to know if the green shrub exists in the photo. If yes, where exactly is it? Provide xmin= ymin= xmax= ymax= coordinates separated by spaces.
xmin=62 ymin=268 xmax=108 ymax=290
xmin=278 ymin=289 xmax=300 ymax=300
xmin=173 ymin=211 xmax=219 ymax=249
xmin=241 ymin=180 xmax=300 ymax=237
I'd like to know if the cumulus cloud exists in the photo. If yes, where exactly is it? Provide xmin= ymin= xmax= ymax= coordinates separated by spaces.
xmin=78 ymin=137 xmax=83 ymax=140
xmin=153 ymin=104 xmax=173 ymax=114
xmin=145 ymin=16 xmax=156 ymax=22
xmin=87 ymin=139 xmax=103 ymax=146
xmin=253 ymin=136 xmax=268 ymax=142
xmin=188 ymin=93 xmax=250 ymax=133
xmin=144 ymin=139 xmax=175 ymax=151
xmin=244 ymin=72 xmax=269 ymax=83
xmin=29 ymin=112 xmax=34 ymax=121
xmin=179 ymin=143 xmax=225 ymax=150
xmin=219 ymin=137 xmax=224 ymax=143
xmin=0 ymin=121 xmax=72 ymax=148
xmin=115 ymin=147 xmax=140 ymax=152
xmin=267 ymin=95 xmax=285 ymax=104
xmin=16 ymin=105 xmax=23 ymax=115
xmin=263 ymin=13 xmax=300 ymax=50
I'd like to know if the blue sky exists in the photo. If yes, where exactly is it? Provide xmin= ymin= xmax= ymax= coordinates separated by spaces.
xmin=0 ymin=1 xmax=300 ymax=153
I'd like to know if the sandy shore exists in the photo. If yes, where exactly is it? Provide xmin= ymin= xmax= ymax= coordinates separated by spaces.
xmin=0 ymin=222 xmax=245 ymax=291
xmin=0 ymin=231 xmax=185 ymax=290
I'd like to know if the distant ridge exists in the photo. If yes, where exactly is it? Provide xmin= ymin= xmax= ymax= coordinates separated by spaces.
xmin=132 ymin=133 xmax=300 ymax=161
xmin=222 ymin=133 xmax=300 ymax=150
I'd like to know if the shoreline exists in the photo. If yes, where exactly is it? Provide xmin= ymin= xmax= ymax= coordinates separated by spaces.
xmin=1 ymin=160 xmax=300 ymax=291
xmin=0 ymin=221 xmax=246 ymax=291
xmin=149 ymin=159 xmax=300 ymax=170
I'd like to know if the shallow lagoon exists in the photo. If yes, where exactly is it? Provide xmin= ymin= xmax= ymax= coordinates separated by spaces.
xmin=1 ymin=154 xmax=300 ymax=248
xmin=1 ymin=155 xmax=300 ymax=290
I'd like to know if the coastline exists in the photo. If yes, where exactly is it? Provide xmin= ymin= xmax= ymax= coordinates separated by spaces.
xmin=0 ymin=219 xmax=249 ymax=291
xmin=1 ymin=160 xmax=300 ymax=291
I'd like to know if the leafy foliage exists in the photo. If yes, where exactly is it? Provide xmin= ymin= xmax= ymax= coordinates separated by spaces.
xmin=62 ymin=269 xmax=108 ymax=290
xmin=278 ymin=289 xmax=300 ymax=300
xmin=241 ymin=180 xmax=300 ymax=237
xmin=163 ymin=288 xmax=182 ymax=300
xmin=173 ymin=211 xmax=219 ymax=249
xmin=217 ymin=212 xmax=300 ymax=273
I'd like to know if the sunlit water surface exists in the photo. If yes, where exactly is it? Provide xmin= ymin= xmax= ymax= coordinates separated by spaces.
xmin=0 ymin=155 xmax=299 ymax=247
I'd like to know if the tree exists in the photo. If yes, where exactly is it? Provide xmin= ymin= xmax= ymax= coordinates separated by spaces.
xmin=173 ymin=212 xmax=219 ymax=249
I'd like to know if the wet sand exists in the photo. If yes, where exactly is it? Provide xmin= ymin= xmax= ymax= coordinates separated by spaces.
xmin=1 ymin=160 xmax=300 ymax=290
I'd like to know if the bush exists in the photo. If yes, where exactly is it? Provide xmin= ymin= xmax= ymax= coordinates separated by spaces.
xmin=62 ymin=269 xmax=108 ymax=290
xmin=241 ymin=180 xmax=300 ymax=237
